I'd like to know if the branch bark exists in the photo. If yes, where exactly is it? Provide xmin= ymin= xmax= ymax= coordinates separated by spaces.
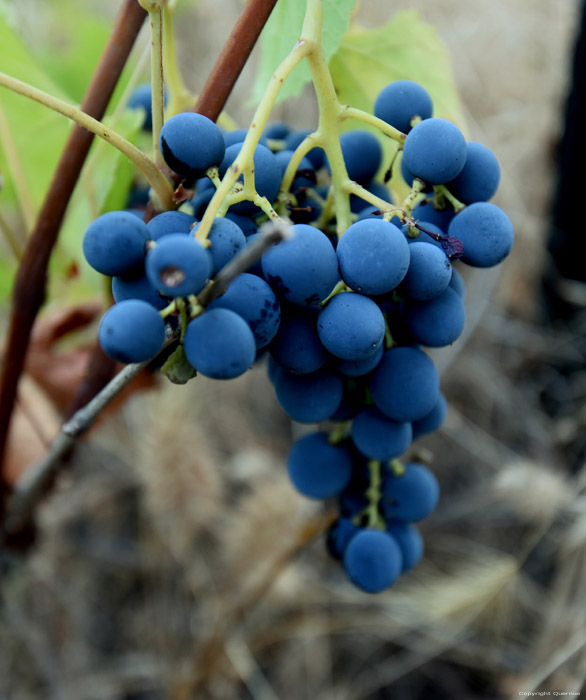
xmin=0 ymin=0 xmax=148 ymax=525
xmin=194 ymin=0 xmax=279 ymax=121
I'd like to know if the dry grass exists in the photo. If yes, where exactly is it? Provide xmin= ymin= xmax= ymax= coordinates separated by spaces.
xmin=2 ymin=1 xmax=586 ymax=698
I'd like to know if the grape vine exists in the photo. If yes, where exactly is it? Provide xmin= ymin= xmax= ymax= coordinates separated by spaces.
xmin=0 ymin=0 xmax=513 ymax=595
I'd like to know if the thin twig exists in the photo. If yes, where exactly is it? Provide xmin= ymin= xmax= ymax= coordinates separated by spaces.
xmin=198 ymin=221 xmax=291 ymax=306
xmin=194 ymin=0 xmax=279 ymax=121
xmin=3 ymin=345 xmax=173 ymax=536
xmin=0 ymin=0 xmax=147 ymax=527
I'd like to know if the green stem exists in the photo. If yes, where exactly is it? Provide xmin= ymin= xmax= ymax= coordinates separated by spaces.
xmin=0 ymin=99 xmax=36 ymax=232
xmin=341 ymin=106 xmax=406 ymax=145
xmin=390 ymin=459 xmax=405 ymax=477
xmin=319 ymin=279 xmax=351 ymax=306
xmin=149 ymin=3 xmax=166 ymax=170
xmin=403 ymin=178 xmax=425 ymax=214
xmin=434 ymin=184 xmax=466 ymax=213
xmin=0 ymin=209 xmax=23 ymax=260
xmin=162 ymin=3 xmax=195 ymax=117
xmin=305 ymin=42 xmax=352 ymax=236
xmin=0 ymin=71 xmax=175 ymax=211
xmin=365 ymin=460 xmax=385 ymax=529
xmin=345 ymin=181 xmax=404 ymax=218
xmin=328 ymin=423 xmax=349 ymax=445
xmin=195 ymin=41 xmax=311 ymax=241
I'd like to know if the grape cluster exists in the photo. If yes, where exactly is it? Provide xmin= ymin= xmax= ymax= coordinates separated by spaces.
xmin=85 ymin=79 xmax=513 ymax=594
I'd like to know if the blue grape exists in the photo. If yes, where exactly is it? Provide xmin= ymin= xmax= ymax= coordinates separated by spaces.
xmin=83 ymin=211 xmax=150 ymax=277
xmin=412 ymin=393 xmax=448 ymax=439
xmin=447 ymin=202 xmax=514 ymax=268
xmin=275 ymin=150 xmax=315 ymax=191
xmin=402 ymin=118 xmax=467 ymax=185
xmin=449 ymin=266 xmax=466 ymax=300
xmin=273 ymin=367 xmax=343 ymax=423
xmin=337 ymin=219 xmax=410 ymax=295
xmin=262 ymin=224 xmax=339 ymax=307
xmin=183 ymin=308 xmax=256 ymax=379
xmin=195 ymin=176 xmax=215 ymax=193
xmin=223 ymin=129 xmax=269 ymax=148
xmin=244 ymin=232 xmax=265 ymax=278
xmin=398 ymin=241 xmax=452 ymax=301
xmin=112 ymin=271 xmax=167 ymax=311
xmin=356 ymin=205 xmax=385 ymax=222
xmin=99 ymin=299 xmax=165 ymax=364
xmin=225 ymin=212 xmax=259 ymax=237
xmin=317 ymin=293 xmax=385 ymax=361
xmin=335 ymin=343 xmax=384 ymax=377
xmin=284 ymin=129 xmax=325 ymax=169
xmin=264 ymin=122 xmax=291 ymax=140
xmin=160 ymin=112 xmax=225 ymax=179
xmin=326 ymin=518 xmax=360 ymax=560
xmin=219 ymin=142 xmax=281 ymax=214
xmin=190 ymin=188 xmax=214 ymax=220
xmin=193 ymin=217 xmax=246 ymax=275
xmin=208 ymin=272 xmax=280 ymax=349
xmin=447 ymin=142 xmax=500 ymax=203
xmin=401 ymin=157 xmax=433 ymax=192
xmin=338 ymin=130 xmax=383 ymax=184
xmin=405 ymin=220 xmax=446 ymax=250
xmin=412 ymin=199 xmax=456 ymax=230
xmin=146 ymin=210 xmax=196 ymax=241
xmin=381 ymin=462 xmax=439 ymax=522
xmin=330 ymin=382 xmax=364 ymax=421
xmin=386 ymin=523 xmax=424 ymax=572
xmin=374 ymin=80 xmax=433 ymax=134
xmin=343 ymin=529 xmax=403 ymax=593
xmin=401 ymin=286 xmax=466 ymax=347
xmin=287 ymin=432 xmax=353 ymax=499
xmin=269 ymin=310 xmax=327 ymax=374
xmin=370 ymin=346 xmax=439 ymax=422
xmin=351 ymin=406 xmax=412 ymax=461
xmin=145 ymin=234 xmax=212 ymax=298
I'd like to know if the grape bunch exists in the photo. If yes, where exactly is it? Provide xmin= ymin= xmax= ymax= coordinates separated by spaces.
xmin=84 ymin=79 xmax=513 ymax=594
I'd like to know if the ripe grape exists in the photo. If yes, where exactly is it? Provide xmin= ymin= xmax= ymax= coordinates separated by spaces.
xmin=99 ymin=299 xmax=165 ymax=364
xmin=183 ymin=308 xmax=256 ymax=380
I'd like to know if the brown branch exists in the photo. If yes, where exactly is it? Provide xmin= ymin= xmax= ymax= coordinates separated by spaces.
xmin=0 ymin=0 xmax=147 ymax=528
xmin=194 ymin=0 xmax=279 ymax=121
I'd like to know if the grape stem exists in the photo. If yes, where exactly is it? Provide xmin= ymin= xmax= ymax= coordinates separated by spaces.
xmin=162 ymin=3 xmax=196 ymax=117
xmin=365 ymin=460 xmax=385 ymax=529
xmin=0 ymin=71 xmax=175 ymax=211
xmin=434 ymin=184 xmax=466 ymax=213
xmin=195 ymin=41 xmax=312 ymax=242
xmin=341 ymin=106 xmax=406 ymax=144
xmin=138 ymin=0 xmax=166 ymax=171
xmin=0 ymin=100 xmax=36 ymax=232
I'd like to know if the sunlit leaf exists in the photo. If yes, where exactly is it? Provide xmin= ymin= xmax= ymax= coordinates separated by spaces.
xmin=330 ymin=10 xmax=466 ymax=197
xmin=251 ymin=0 xmax=357 ymax=107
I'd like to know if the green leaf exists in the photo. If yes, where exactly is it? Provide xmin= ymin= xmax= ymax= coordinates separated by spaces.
xmin=0 ymin=14 xmax=72 ymax=213
xmin=0 ymin=254 xmax=15 ymax=299
xmin=330 ymin=10 xmax=466 ymax=197
xmin=251 ymin=0 xmax=357 ymax=107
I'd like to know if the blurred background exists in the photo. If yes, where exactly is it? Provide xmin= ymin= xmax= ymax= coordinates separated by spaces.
xmin=2 ymin=1 xmax=586 ymax=698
